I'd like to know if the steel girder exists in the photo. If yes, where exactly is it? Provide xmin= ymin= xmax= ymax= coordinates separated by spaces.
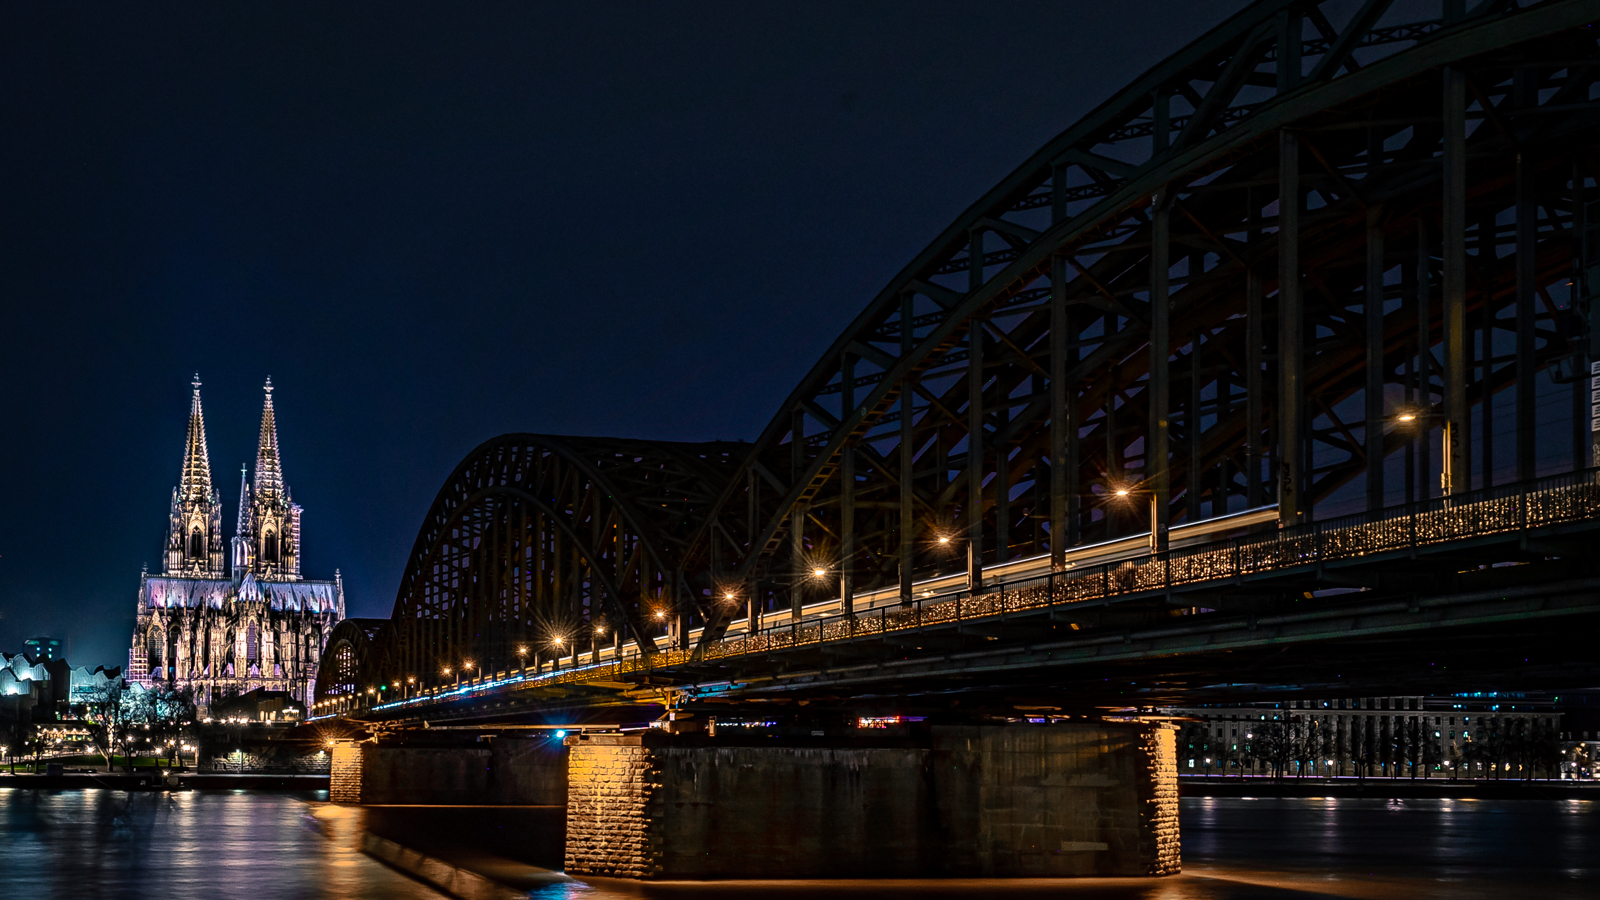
xmin=682 ymin=0 xmax=1600 ymax=645
xmin=344 ymin=434 xmax=743 ymax=695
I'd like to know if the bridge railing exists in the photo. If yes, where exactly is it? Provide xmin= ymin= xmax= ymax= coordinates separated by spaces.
xmin=366 ymin=467 xmax=1600 ymax=708
xmin=695 ymin=466 xmax=1600 ymax=662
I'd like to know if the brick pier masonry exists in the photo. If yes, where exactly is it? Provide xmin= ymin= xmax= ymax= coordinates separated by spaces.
xmin=334 ymin=721 xmax=1178 ymax=879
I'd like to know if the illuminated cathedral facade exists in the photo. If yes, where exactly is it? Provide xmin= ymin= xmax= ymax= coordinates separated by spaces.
xmin=127 ymin=377 xmax=344 ymax=710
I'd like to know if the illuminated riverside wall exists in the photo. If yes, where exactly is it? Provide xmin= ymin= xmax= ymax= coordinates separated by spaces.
xmin=564 ymin=722 xmax=1178 ymax=879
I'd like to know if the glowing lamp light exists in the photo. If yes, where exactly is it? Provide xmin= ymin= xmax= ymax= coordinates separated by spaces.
xmin=553 ymin=636 xmax=564 ymax=647
xmin=554 ymin=729 xmax=568 ymax=740
xmin=937 ymin=536 xmax=950 ymax=544
xmin=1115 ymin=489 xmax=1130 ymax=497
xmin=1398 ymin=413 xmax=1416 ymax=422
xmin=725 ymin=592 xmax=735 ymax=601
xmin=654 ymin=610 xmax=666 ymax=619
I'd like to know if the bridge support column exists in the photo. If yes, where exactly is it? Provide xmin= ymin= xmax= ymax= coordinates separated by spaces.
xmin=564 ymin=721 xmax=1178 ymax=879
xmin=329 ymin=736 xmax=567 ymax=806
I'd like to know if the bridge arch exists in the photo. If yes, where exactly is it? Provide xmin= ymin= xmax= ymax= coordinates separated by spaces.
xmin=312 ymin=618 xmax=391 ymax=706
xmin=317 ymin=0 xmax=1600 ymax=696
xmin=682 ymin=0 xmax=1600 ymax=641
xmin=332 ymin=434 xmax=743 ymax=696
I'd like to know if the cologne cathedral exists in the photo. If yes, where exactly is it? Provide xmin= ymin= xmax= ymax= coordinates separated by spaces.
xmin=127 ymin=377 xmax=344 ymax=710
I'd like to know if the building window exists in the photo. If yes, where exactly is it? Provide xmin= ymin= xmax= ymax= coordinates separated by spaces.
xmin=263 ymin=530 xmax=278 ymax=563
xmin=189 ymin=528 xmax=204 ymax=559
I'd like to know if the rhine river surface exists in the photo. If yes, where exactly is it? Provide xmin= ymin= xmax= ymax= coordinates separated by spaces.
xmin=0 ymin=789 xmax=1594 ymax=899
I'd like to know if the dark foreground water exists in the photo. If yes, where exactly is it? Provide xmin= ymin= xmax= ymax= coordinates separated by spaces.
xmin=0 ymin=789 xmax=1594 ymax=899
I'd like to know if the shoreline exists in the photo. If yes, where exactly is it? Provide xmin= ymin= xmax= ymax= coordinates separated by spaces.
xmin=1179 ymin=775 xmax=1600 ymax=800
xmin=0 ymin=772 xmax=328 ymax=791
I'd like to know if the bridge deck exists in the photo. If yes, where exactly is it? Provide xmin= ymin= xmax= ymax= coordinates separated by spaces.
xmin=327 ymin=468 xmax=1600 ymax=724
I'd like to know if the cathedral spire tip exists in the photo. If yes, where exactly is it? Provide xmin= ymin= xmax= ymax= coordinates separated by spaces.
xmin=178 ymin=375 xmax=214 ymax=502
xmin=254 ymin=377 xmax=285 ymax=500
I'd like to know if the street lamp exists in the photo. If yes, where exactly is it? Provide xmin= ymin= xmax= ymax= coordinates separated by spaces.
xmin=1391 ymin=406 xmax=1457 ymax=496
xmin=933 ymin=531 xmax=983 ymax=594
xmin=443 ymin=665 xmax=456 ymax=688
xmin=1109 ymin=482 xmax=1164 ymax=552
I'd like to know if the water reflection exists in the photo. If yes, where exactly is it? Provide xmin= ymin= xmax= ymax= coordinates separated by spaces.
xmin=0 ymin=791 xmax=1593 ymax=899
xmin=0 ymin=788 xmax=436 ymax=899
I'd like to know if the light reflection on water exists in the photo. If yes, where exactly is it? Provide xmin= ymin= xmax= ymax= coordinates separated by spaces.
xmin=0 ymin=787 xmax=436 ymax=899
xmin=0 ymin=790 xmax=1594 ymax=899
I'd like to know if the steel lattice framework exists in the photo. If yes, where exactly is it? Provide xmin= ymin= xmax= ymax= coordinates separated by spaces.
xmin=341 ymin=435 xmax=745 ymax=693
xmin=318 ymin=0 xmax=1600 ymax=704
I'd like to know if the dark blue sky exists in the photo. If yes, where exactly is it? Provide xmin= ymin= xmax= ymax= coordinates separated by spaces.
xmin=0 ymin=2 xmax=1245 ymax=667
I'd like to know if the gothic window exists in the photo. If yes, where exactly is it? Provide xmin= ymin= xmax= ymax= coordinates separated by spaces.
xmin=263 ymin=529 xmax=278 ymax=563
xmin=147 ymin=628 xmax=165 ymax=670
xmin=247 ymin=623 xmax=260 ymax=662
xmin=189 ymin=527 xmax=204 ymax=559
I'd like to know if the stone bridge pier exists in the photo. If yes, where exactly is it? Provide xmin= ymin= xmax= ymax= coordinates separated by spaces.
xmin=333 ymin=721 xmax=1179 ymax=879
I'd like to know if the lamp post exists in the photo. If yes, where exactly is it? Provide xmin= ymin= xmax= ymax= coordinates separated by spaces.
xmin=1111 ymin=485 xmax=1164 ymax=553
xmin=1391 ymin=407 xmax=1455 ymax=497
xmin=935 ymin=532 xmax=984 ymax=595
xmin=463 ymin=661 xmax=475 ymax=685
xmin=444 ymin=665 xmax=456 ymax=688
xmin=516 ymin=646 xmax=529 ymax=673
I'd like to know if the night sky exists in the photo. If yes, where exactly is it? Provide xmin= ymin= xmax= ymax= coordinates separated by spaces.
xmin=0 ymin=2 xmax=1246 ymax=667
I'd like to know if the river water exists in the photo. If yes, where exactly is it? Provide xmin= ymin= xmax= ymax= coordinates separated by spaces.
xmin=0 ymin=789 xmax=1593 ymax=899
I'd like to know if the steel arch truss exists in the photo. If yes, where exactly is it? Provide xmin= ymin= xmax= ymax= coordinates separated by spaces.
xmin=357 ymin=435 xmax=742 ymax=692
xmin=313 ymin=618 xmax=390 ymax=703
xmin=686 ymin=0 xmax=1600 ymax=643
xmin=317 ymin=1 xmax=1600 ymax=697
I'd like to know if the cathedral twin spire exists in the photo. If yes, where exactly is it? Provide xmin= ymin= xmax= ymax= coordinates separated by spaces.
xmin=178 ymin=375 xmax=214 ymax=504
xmin=254 ymin=377 xmax=285 ymax=501
xmin=167 ymin=376 xmax=302 ymax=582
